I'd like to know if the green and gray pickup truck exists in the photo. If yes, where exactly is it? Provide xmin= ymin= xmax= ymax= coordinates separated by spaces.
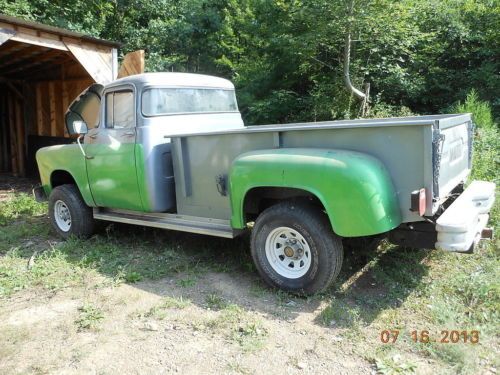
xmin=34 ymin=72 xmax=495 ymax=294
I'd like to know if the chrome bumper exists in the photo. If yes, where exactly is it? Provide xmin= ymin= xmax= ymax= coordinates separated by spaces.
xmin=435 ymin=180 xmax=495 ymax=252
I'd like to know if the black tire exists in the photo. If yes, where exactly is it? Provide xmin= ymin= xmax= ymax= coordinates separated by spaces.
xmin=48 ymin=184 xmax=95 ymax=239
xmin=250 ymin=201 xmax=343 ymax=295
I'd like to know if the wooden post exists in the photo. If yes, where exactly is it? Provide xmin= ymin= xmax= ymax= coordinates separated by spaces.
xmin=62 ymin=81 xmax=69 ymax=137
xmin=0 ymin=89 xmax=8 ymax=172
xmin=36 ymin=82 xmax=43 ymax=136
xmin=49 ymin=81 xmax=57 ymax=136
xmin=8 ymin=93 xmax=19 ymax=176
xmin=54 ymin=80 xmax=64 ymax=137
xmin=15 ymin=97 xmax=25 ymax=176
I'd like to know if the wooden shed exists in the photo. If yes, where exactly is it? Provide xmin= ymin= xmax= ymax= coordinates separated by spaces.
xmin=0 ymin=14 xmax=122 ymax=177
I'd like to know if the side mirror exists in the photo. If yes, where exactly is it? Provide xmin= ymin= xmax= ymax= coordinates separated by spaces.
xmin=73 ymin=120 xmax=88 ymax=135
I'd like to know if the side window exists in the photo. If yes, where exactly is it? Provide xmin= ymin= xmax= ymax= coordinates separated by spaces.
xmin=105 ymin=90 xmax=134 ymax=128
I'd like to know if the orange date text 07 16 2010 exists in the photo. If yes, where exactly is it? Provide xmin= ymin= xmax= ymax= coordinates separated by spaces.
xmin=380 ymin=330 xmax=479 ymax=344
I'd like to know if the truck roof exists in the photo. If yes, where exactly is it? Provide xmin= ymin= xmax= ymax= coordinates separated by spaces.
xmin=109 ymin=72 xmax=235 ymax=89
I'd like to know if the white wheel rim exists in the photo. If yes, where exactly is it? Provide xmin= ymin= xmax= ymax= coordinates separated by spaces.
xmin=265 ymin=226 xmax=312 ymax=279
xmin=54 ymin=200 xmax=71 ymax=232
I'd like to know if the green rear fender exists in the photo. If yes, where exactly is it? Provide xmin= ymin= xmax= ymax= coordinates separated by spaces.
xmin=229 ymin=148 xmax=402 ymax=237
xmin=36 ymin=144 xmax=95 ymax=206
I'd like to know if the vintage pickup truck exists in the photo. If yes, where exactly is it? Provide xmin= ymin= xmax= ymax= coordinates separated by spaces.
xmin=34 ymin=72 xmax=495 ymax=294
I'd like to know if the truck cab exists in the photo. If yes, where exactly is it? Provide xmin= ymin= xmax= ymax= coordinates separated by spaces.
xmin=65 ymin=73 xmax=244 ymax=213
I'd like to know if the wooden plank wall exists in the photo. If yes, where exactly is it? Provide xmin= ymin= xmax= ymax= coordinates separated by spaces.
xmin=32 ymin=78 xmax=92 ymax=138
xmin=117 ymin=50 xmax=145 ymax=79
xmin=0 ymin=78 xmax=92 ymax=175
xmin=0 ymin=85 xmax=25 ymax=175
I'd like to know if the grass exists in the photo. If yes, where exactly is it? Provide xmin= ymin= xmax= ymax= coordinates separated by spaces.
xmin=145 ymin=296 xmax=192 ymax=319
xmin=0 ymin=212 xmax=242 ymax=297
xmin=0 ymin=192 xmax=46 ymax=226
xmin=374 ymin=354 xmax=417 ymax=374
xmin=203 ymin=303 xmax=268 ymax=351
xmin=205 ymin=293 xmax=228 ymax=310
xmin=0 ymin=128 xmax=498 ymax=372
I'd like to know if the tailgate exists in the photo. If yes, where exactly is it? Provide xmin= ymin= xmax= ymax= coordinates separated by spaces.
xmin=433 ymin=115 xmax=473 ymax=199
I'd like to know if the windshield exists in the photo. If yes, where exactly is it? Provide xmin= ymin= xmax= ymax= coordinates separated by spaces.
xmin=142 ymin=87 xmax=238 ymax=116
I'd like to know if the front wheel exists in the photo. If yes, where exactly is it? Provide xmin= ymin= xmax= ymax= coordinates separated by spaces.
xmin=48 ymin=184 xmax=95 ymax=239
xmin=251 ymin=202 xmax=343 ymax=295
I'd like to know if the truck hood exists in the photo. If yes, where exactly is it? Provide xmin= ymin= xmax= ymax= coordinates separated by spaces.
xmin=65 ymin=83 xmax=103 ymax=135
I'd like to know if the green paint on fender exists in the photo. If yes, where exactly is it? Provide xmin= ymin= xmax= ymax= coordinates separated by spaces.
xmin=36 ymin=144 xmax=95 ymax=206
xmin=229 ymin=148 xmax=402 ymax=237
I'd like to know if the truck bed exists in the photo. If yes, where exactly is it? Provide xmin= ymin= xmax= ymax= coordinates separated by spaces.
xmin=170 ymin=114 xmax=473 ymax=225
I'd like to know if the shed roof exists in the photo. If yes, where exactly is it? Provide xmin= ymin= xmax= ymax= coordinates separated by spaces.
xmin=0 ymin=13 xmax=120 ymax=48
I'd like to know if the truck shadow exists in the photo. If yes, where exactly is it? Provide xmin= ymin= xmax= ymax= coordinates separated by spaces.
xmin=88 ymin=222 xmax=431 ymax=327
xmin=313 ymin=241 xmax=432 ymax=328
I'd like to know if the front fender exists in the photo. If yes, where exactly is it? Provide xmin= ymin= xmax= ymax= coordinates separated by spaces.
xmin=36 ymin=144 xmax=95 ymax=206
xmin=229 ymin=148 xmax=402 ymax=237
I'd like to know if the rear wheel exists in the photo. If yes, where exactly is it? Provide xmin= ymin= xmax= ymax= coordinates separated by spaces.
xmin=48 ymin=184 xmax=95 ymax=239
xmin=251 ymin=201 xmax=343 ymax=295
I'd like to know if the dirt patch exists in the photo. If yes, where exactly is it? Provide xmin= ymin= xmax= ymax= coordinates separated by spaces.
xmin=0 ymin=278 xmax=372 ymax=375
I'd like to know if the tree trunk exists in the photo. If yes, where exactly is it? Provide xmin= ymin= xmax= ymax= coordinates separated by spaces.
xmin=343 ymin=0 xmax=370 ymax=117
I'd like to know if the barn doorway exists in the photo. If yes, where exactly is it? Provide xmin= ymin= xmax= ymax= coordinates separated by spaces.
xmin=0 ymin=14 xmax=120 ymax=177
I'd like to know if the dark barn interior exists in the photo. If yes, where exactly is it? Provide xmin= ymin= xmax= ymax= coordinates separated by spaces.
xmin=0 ymin=14 xmax=119 ymax=177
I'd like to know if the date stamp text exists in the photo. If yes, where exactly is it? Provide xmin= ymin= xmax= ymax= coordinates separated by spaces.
xmin=380 ymin=330 xmax=479 ymax=344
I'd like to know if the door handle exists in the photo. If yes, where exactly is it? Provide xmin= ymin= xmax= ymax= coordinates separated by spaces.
xmin=123 ymin=131 xmax=135 ymax=136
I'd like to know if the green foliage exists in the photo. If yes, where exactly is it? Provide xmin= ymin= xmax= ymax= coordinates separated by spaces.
xmin=75 ymin=304 xmax=104 ymax=330
xmin=0 ymin=193 xmax=46 ymax=225
xmin=1 ymin=0 xmax=497 ymax=123
xmin=470 ymin=127 xmax=499 ymax=185
xmin=452 ymin=90 xmax=495 ymax=129
xmin=375 ymin=354 xmax=416 ymax=375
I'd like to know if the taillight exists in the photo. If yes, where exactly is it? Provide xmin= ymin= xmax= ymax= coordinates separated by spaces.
xmin=410 ymin=188 xmax=426 ymax=216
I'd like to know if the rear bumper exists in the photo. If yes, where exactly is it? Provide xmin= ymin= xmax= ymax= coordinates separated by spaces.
xmin=435 ymin=180 xmax=495 ymax=252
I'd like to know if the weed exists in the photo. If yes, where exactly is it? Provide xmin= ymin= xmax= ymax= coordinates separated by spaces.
xmin=75 ymin=304 xmax=104 ymax=330
xmin=124 ymin=271 xmax=142 ymax=283
xmin=145 ymin=296 xmax=191 ymax=319
xmin=176 ymin=276 xmax=197 ymax=287
xmin=206 ymin=303 xmax=243 ymax=329
xmin=226 ymin=362 xmax=252 ymax=374
xmin=417 ymin=342 xmax=477 ymax=374
xmin=231 ymin=321 xmax=268 ymax=352
xmin=205 ymin=293 xmax=227 ymax=310
xmin=162 ymin=295 xmax=191 ymax=309
xmin=249 ymin=282 xmax=268 ymax=297
xmin=319 ymin=298 xmax=361 ymax=328
xmin=374 ymin=354 xmax=416 ymax=374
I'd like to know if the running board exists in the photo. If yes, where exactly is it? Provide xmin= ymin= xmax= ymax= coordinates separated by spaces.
xmin=93 ymin=208 xmax=241 ymax=238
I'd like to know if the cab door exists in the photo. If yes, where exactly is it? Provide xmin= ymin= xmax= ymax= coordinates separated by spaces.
xmin=85 ymin=86 xmax=143 ymax=211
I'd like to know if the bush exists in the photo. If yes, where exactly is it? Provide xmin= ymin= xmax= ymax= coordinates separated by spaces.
xmin=452 ymin=89 xmax=495 ymax=129
xmin=471 ymin=127 xmax=499 ymax=184
xmin=367 ymin=94 xmax=415 ymax=119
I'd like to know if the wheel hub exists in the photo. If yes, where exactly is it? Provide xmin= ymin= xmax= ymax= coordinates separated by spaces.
xmin=284 ymin=239 xmax=304 ymax=259
xmin=54 ymin=200 xmax=72 ymax=232
xmin=264 ymin=226 xmax=312 ymax=279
